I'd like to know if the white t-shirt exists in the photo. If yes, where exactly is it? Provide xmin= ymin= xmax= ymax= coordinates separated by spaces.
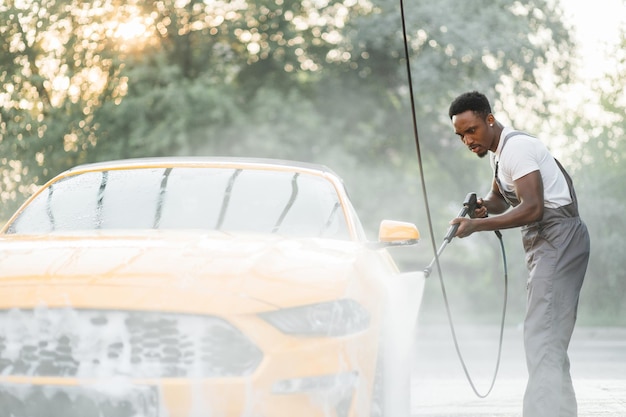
xmin=490 ymin=127 xmax=572 ymax=209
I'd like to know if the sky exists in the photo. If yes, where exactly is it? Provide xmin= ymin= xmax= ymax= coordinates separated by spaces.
xmin=561 ymin=0 xmax=624 ymax=78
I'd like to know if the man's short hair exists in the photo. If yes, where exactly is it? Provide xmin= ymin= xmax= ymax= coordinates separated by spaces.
xmin=448 ymin=91 xmax=492 ymax=120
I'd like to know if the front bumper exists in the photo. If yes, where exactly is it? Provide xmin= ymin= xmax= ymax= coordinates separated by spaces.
xmin=0 ymin=320 xmax=379 ymax=417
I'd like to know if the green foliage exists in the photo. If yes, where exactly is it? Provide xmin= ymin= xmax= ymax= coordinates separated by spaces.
xmin=558 ymin=29 xmax=626 ymax=325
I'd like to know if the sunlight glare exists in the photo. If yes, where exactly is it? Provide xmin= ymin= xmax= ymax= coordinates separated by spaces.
xmin=115 ymin=17 xmax=148 ymax=40
xmin=561 ymin=0 xmax=624 ymax=78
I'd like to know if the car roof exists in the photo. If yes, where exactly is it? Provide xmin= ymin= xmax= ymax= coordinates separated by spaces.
xmin=68 ymin=156 xmax=340 ymax=176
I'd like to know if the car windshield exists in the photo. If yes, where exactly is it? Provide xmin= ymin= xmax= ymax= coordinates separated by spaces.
xmin=5 ymin=167 xmax=351 ymax=239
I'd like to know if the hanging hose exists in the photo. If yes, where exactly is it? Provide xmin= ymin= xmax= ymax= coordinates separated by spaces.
xmin=398 ymin=0 xmax=509 ymax=398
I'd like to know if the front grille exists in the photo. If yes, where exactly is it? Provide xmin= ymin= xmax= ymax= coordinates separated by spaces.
xmin=0 ymin=308 xmax=263 ymax=378
xmin=0 ymin=383 xmax=158 ymax=417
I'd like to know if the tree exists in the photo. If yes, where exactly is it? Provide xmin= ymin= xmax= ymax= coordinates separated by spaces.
xmin=1 ymin=0 xmax=575 ymax=203
xmin=0 ymin=0 xmax=139 ymax=215
xmin=1 ymin=0 xmax=368 ymax=198
xmin=557 ymin=27 xmax=626 ymax=324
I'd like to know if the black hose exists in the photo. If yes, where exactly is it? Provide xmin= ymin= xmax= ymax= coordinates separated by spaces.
xmin=398 ymin=0 xmax=508 ymax=398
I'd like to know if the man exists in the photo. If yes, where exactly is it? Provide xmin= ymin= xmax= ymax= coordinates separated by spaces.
xmin=447 ymin=91 xmax=590 ymax=417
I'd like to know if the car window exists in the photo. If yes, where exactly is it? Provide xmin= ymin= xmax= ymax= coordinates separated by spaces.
xmin=5 ymin=167 xmax=351 ymax=239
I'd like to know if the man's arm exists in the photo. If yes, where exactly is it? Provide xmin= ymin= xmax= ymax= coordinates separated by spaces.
xmin=453 ymin=170 xmax=544 ymax=237
xmin=480 ymin=178 xmax=510 ymax=215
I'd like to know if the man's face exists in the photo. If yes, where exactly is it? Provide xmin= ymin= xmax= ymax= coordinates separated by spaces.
xmin=451 ymin=110 xmax=494 ymax=158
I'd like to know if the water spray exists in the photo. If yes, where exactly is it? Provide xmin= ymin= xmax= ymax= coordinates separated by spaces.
xmin=397 ymin=0 xmax=509 ymax=396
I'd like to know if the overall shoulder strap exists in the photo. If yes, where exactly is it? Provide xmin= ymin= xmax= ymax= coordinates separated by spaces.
xmin=493 ymin=131 xmax=527 ymax=207
xmin=500 ymin=130 xmax=527 ymax=151
xmin=554 ymin=158 xmax=577 ymax=204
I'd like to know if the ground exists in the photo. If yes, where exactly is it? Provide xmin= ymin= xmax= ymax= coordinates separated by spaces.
xmin=411 ymin=324 xmax=626 ymax=417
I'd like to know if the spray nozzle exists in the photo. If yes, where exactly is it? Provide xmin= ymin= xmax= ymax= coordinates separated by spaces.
xmin=443 ymin=192 xmax=478 ymax=243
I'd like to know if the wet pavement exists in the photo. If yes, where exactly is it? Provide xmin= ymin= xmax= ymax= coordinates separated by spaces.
xmin=410 ymin=324 xmax=626 ymax=417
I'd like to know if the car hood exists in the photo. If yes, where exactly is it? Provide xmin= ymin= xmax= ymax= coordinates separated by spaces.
xmin=0 ymin=231 xmax=389 ymax=313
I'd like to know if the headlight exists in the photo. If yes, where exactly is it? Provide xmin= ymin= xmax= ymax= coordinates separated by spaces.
xmin=259 ymin=299 xmax=370 ymax=337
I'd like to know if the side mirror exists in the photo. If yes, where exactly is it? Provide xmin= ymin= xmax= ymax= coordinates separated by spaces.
xmin=377 ymin=220 xmax=420 ymax=246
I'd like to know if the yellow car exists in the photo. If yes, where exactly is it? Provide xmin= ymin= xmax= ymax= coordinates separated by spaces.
xmin=0 ymin=157 xmax=425 ymax=417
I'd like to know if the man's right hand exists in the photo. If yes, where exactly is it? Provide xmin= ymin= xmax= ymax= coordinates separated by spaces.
xmin=469 ymin=197 xmax=488 ymax=218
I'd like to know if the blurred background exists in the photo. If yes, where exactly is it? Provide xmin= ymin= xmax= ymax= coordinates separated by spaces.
xmin=1 ymin=0 xmax=624 ymax=326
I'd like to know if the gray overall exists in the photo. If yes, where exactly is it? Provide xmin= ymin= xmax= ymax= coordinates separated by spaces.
xmin=496 ymin=132 xmax=590 ymax=417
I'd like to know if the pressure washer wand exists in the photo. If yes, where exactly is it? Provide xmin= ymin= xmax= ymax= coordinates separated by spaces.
xmin=423 ymin=192 xmax=477 ymax=278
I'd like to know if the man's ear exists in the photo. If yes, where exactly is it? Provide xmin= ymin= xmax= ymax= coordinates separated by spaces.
xmin=486 ymin=113 xmax=495 ymax=126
